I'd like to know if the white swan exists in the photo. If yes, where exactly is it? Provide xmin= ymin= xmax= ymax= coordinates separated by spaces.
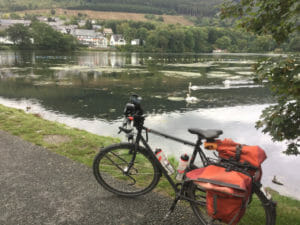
xmin=185 ymin=93 xmax=199 ymax=104
xmin=223 ymin=79 xmax=231 ymax=88
xmin=188 ymin=82 xmax=199 ymax=93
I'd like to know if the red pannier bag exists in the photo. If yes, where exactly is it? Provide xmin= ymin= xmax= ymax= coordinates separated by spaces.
xmin=215 ymin=139 xmax=267 ymax=168
xmin=186 ymin=165 xmax=252 ymax=225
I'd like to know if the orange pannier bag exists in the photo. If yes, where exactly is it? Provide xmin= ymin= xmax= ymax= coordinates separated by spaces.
xmin=186 ymin=165 xmax=252 ymax=225
xmin=215 ymin=139 xmax=267 ymax=168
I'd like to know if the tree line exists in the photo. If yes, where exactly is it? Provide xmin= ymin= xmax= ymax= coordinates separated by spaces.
xmin=0 ymin=0 xmax=222 ymax=17
xmin=2 ymin=19 xmax=298 ymax=53
xmin=3 ymin=22 xmax=78 ymax=51
xmin=73 ymin=0 xmax=222 ymax=17
xmin=101 ymin=20 xmax=298 ymax=53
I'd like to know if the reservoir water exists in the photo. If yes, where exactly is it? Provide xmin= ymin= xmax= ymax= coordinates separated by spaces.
xmin=0 ymin=50 xmax=299 ymax=199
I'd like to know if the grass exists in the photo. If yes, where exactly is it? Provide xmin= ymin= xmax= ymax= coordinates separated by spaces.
xmin=0 ymin=104 xmax=299 ymax=224
xmin=268 ymin=189 xmax=300 ymax=225
xmin=0 ymin=104 xmax=118 ymax=167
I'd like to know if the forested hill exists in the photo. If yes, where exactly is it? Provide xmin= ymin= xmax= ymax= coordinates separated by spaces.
xmin=0 ymin=0 xmax=223 ymax=17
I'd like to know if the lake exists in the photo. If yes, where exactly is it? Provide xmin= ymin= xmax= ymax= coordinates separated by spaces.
xmin=0 ymin=50 xmax=299 ymax=200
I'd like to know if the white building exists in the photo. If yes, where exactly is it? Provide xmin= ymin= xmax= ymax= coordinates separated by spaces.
xmin=0 ymin=19 xmax=31 ymax=30
xmin=103 ymin=28 xmax=113 ymax=36
xmin=54 ymin=25 xmax=77 ymax=34
xmin=94 ymin=36 xmax=108 ymax=48
xmin=0 ymin=36 xmax=13 ymax=45
xmin=78 ymin=20 xmax=86 ymax=27
xmin=92 ymin=25 xmax=102 ymax=30
xmin=72 ymin=29 xmax=107 ymax=48
xmin=110 ymin=35 xmax=126 ymax=46
xmin=131 ymin=39 xmax=140 ymax=46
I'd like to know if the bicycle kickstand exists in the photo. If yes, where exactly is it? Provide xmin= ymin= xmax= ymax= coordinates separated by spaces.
xmin=164 ymin=196 xmax=180 ymax=220
xmin=164 ymin=183 xmax=185 ymax=220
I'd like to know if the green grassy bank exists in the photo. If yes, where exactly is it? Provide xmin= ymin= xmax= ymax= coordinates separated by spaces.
xmin=0 ymin=104 xmax=299 ymax=224
xmin=0 ymin=104 xmax=118 ymax=167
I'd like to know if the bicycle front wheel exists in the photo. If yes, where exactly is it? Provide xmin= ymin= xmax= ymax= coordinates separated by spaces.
xmin=93 ymin=143 xmax=161 ymax=197
xmin=188 ymin=182 xmax=276 ymax=225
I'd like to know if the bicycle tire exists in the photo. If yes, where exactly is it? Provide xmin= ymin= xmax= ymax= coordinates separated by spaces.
xmin=93 ymin=143 xmax=161 ymax=197
xmin=188 ymin=182 xmax=276 ymax=225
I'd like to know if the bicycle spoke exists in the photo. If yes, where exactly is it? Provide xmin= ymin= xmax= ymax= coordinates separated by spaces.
xmin=103 ymin=154 xmax=126 ymax=173
xmin=93 ymin=144 xmax=160 ymax=196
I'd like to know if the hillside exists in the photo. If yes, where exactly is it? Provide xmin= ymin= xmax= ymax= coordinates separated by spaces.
xmin=0 ymin=0 xmax=223 ymax=17
xmin=17 ymin=8 xmax=193 ymax=26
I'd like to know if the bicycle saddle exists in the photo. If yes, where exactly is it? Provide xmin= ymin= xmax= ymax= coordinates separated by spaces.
xmin=188 ymin=128 xmax=223 ymax=139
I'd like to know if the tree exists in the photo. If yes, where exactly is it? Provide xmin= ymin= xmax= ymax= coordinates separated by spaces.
xmin=287 ymin=36 xmax=300 ymax=52
xmin=168 ymin=29 xmax=185 ymax=53
xmin=222 ymin=0 xmax=300 ymax=155
xmin=84 ymin=20 xmax=93 ymax=29
xmin=69 ymin=17 xmax=79 ymax=25
xmin=9 ymin=13 xmax=21 ymax=19
xmin=184 ymin=30 xmax=195 ymax=52
xmin=0 ymin=30 xmax=6 ymax=37
xmin=221 ymin=0 xmax=299 ymax=44
xmin=50 ymin=9 xmax=56 ymax=15
xmin=124 ymin=28 xmax=137 ymax=43
xmin=6 ymin=24 xmax=32 ymax=49
xmin=192 ymin=28 xmax=210 ymax=52
xmin=136 ymin=27 xmax=148 ymax=43
xmin=30 ymin=22 xmax=78 ymax=51
xmin=250 ymin=36 xmax=276 ymax=52
xmin=215 ymin=36 xmax=231 ymax=50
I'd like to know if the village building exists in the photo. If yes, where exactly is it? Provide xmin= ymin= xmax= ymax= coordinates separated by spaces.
xmin=212 ymin=48 xmax=228 ymax=53
xmin=71 ymin=29 xmax=107 ymax=48
xmin=94 ymin=36 xmax=108 ymax=48
xmin=110 ymin=35 xmax=126 ymax=46
xmin=46 ymin=18 xmax=65 ymax=28
xmin=0 ymin=19 xmax=31 ymax=30
xmin=0 ymin=36 xmax=13 ymax=45
xmin=92 ymin=25 xmax=102 ymax=30
xmin=103 ymin=28 xmax=113 ymax=36
xmin=37 ymin=16 xmax=48 ymax=22
xmin=131 ymin=39 xmax=140 ymax=46
xmin=53 ymin=25 xmax=77 ymax=34
xmin=78 ymin=20 xmax=86 ymax=27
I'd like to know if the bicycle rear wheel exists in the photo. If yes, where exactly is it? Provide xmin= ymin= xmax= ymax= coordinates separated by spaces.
xmin=188 ymin=182 xmax=276 ymax=225
xmin=93 ymin=143 xmax=161 ymax=197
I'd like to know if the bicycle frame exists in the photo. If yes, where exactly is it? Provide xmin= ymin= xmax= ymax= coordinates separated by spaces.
xmin=130 ymin=124 xmax=210 ymax=193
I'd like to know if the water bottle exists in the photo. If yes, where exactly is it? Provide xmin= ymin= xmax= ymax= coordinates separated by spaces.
xmin=155 ymin=148 xmax=175 ymax=175
xmin=176 ymin=154 xmax=190 ymax=181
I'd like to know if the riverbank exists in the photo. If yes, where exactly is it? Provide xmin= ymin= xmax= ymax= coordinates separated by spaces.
xmin=0 ymin=104 xmax=118 ymax=167
xmin=0 ymin=104 xmax=299 ymax=224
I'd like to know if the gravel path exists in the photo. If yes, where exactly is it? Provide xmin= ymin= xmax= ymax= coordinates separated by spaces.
xmin=0 ymin=130 xmax=200 ymax=225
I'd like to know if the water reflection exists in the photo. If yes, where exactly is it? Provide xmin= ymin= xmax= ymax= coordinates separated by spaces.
xmin=0 ymin=51 xmax=275 ymax=121
xmin=0 ymin=50 xmax=279 ymax=68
